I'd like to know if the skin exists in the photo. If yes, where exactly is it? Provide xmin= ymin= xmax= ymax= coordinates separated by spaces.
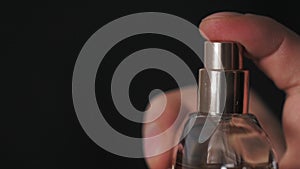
xmin=143 ymin=12 xmax=300 ymax=169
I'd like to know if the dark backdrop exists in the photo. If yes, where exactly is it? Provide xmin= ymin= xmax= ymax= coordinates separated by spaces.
xmin=3 ymin=1 xmax=296 ymax=168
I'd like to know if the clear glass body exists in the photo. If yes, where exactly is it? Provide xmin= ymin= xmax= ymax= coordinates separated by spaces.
xmin=174 ymin=112 xmax=278 ymax=169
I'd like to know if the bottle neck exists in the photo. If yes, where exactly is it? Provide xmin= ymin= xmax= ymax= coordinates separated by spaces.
xmin=198 ymin=68 xmax=249 ymax=115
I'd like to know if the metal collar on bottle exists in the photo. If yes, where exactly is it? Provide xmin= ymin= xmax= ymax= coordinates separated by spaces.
xmin=198 ymin=41 xmax=249 ymax=114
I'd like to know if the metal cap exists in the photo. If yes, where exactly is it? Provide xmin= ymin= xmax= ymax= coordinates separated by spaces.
xmin=198 ymin=41 xmax=249 ymax=114
xmin=204 ymin=41 xmax=243 ymax=70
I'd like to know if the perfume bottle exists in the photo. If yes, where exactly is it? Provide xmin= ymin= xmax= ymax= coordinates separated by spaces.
xmin=174 ymin=41 xmax=278 ymax=169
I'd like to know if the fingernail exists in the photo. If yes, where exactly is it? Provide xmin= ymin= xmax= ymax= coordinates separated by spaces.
xmin=202 ymin=12 xmax=243 ymax=21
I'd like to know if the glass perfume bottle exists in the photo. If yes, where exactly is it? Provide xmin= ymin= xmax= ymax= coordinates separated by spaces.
xmin=174 ymin=41 xmax=278 ymax=169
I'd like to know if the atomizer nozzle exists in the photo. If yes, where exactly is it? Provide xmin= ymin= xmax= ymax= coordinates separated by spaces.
xmin=204 ymin=41 xmax=243 ymax=70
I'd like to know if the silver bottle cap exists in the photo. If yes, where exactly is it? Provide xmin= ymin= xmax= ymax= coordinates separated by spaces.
xmin=204 ymin=41 xmax=243 ymax=70
xmin=198 ymin=41 xmax=249 ymax=114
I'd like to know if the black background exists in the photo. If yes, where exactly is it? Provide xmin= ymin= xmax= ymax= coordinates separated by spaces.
xmin=3 ymin=1 xmax=296 ymax=168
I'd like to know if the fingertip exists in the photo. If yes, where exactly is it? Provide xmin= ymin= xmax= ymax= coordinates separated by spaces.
xmin=200 ymin=11 xmax=244 ymax=35
xmin=199 ymin=12 xmax=285 ymax=59
xmin=201 ymin=11 xmax=243 ymax=22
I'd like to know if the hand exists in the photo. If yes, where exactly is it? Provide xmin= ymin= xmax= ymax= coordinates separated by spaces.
xmin=143 ymin=12 xmax=300 ymax=169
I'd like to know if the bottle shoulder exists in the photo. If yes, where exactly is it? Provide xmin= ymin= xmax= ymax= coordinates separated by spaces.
xmin=185 ymin=112 xmax=266 ymax=137
xmin=188 ymin=112 xmax=260 ymax=124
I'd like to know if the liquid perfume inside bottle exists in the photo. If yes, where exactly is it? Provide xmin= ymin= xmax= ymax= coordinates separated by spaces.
xmin=174 ymin=41 xmax=278 ymax=169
